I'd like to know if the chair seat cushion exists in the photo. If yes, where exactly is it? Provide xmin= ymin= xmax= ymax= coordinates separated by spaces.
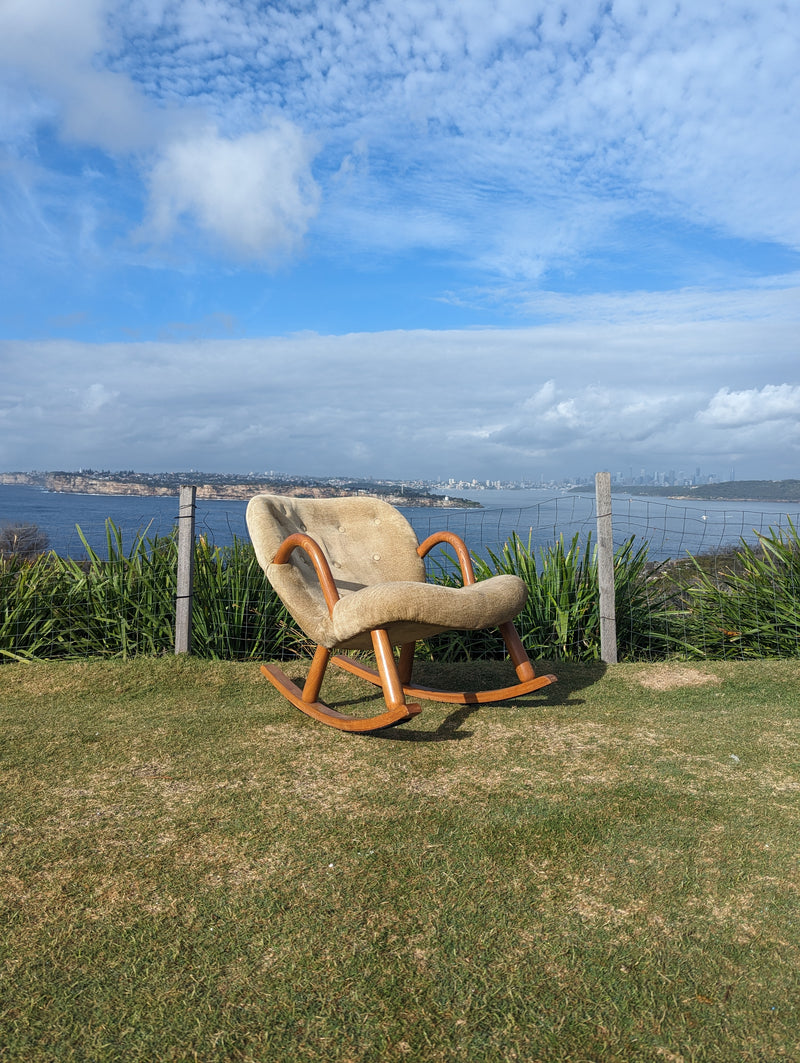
xmin=331 ymin=574 xmax=527 ymax=648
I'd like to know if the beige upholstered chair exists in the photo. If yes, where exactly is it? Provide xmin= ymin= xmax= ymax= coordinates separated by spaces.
xmin=246 ymin=494 xmax=556 ymax=732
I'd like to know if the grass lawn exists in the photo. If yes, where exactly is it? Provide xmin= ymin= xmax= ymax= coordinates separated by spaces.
xmin=1 ymin=656 xmax=798 ymax=1062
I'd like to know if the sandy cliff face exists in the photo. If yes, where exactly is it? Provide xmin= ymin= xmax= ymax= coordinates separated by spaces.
xmin=47 ymin=476 xmax=175 ymax=496
xmin=1 ymin=473 xmax=473 ymax=506
xmin=0 ymin=473 xmax=35 ymax=486
xmin=8 ymin=474 xmax=346 ymax=500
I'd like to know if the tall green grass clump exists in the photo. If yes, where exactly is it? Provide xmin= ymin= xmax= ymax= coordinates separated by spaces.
xmin=0 ymin=552 xmax=61 ymax=661
xmin=664 ymin=518 xmax=800 ymax=659
xmin=0 ymin=522 xmax=296 ymax=662
xmin=0 ymin=523 xmax=178 ymax=661
xmin=190 ymin=534 xmax=309 ymax=660
xmin=424 ymin=532 xmax=664 ymax=662
xmin=64 ymin=522 xmax=177 ymax=657
xmin=479 ymin=531 xmax=662 ymax=661
xmin=5 ymin=516 xmax=800 ymax=665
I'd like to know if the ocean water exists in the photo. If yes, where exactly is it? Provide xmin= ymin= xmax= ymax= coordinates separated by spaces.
xmin=2 ymin=482 xmax=799 ymax=563
xmin=0 ymin=484 xmax=248 ymax=558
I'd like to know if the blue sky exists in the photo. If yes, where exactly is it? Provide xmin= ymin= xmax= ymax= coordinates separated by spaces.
xmin=1 ymin=0 xmax=799 ymax=482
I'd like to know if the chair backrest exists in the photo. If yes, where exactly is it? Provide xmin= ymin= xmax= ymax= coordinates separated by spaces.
xmin=246 ymin=494 xmax=427 ymax=642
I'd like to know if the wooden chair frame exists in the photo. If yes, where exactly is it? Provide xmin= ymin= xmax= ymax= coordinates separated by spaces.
xmin=259 ymin=529 xmax=556 ymax=733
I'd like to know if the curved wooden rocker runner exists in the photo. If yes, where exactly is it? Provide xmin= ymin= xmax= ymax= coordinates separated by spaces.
xmin=246 ymin=494 xmax=557 ymax=733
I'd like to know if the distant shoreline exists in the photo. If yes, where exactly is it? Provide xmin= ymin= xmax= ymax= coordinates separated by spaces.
xmin=0 ymin=472 xmax=481 ymax=509
xmin=662 ymin=495 xmax=800 ymax=503
xmin=570 ymin=479 xmax=800 ymax=504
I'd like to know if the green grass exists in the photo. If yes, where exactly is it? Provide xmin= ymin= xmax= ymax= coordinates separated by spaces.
xmin=1 ymin=657 xmax=798 ymax=1061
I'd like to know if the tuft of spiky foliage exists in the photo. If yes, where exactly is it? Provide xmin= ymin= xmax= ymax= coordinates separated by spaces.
xmin=662 ymin=518 xmax=800 ymax=659
xmin=0 ymin=552 xmax=60 ymax=661
xmin=190 ymin=534 xmax=311 ymax=660
xmin=422 ymin=532 xmax=664 ymax=663
xmin=3 ymin=519 xmax=799 ymax=665
xmin=0 ymin=523 xmax=301 ymax=662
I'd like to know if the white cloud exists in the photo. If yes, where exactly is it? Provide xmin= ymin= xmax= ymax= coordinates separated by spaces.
xmin=0 ymin=0 xmax=321 ymax=263
xmin=5 ymin=0 xmax=799 ymax=277
xmin=2 ymin=286 xmax=799 ymax=479
xmin=81 ymin=382 xmax=118 ymax=412
xmin=142 ymin=120 xmax=320 ymax=259
xmin=0 ymin=0 xmax=162 ymax=153
xmin=698 ymin=385 xmax=800 ymax=429
xmin=182 ymin=0 xmax=800 ymax=261
xmin=524 ymin=380 xmax=558 ymax=409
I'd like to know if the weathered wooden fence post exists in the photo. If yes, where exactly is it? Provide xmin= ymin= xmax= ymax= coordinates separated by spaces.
xmin=175 ymin=485 xmax=196 ymax=655
xmin=595 ymin=471 xmax=618 ymax=664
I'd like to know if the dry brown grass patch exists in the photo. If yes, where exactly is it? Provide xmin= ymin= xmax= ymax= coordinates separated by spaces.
xmin=634 ymin=664 xmax=723 ymax=691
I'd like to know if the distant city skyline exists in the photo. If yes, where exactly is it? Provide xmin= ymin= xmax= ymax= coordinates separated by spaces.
xmin=1 ymin=2 xmax=799 ymax=481
xmin=1 ymin=464 xmax=778 ymax=492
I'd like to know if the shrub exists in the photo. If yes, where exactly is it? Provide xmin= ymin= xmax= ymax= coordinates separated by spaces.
xmin=0 ymin=523 xmax=307 ymax=663
xmin=3 ymin=518 xmax=798 ymax=664
xmin=422 ymin=532 xmax=666 ymax=663
xmin=663 ymin=518 xmax=800 ymax=659
xmin=0 ymin=522 xmax=49 ymax=561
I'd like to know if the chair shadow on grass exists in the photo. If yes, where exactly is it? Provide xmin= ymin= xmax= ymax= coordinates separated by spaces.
xmin=342 ymin=659 xmax=610 ymax=743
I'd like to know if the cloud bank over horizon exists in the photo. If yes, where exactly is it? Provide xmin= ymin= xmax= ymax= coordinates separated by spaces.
xmin=3 ymin=282 xmax=798 ymax=481
xmin=1 ymin=0 xmax=798 ymax=481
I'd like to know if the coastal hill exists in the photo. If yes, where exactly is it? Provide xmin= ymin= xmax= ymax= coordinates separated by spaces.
xmin=0 ymin=470 xmax=481 ymax=508
xmin=571 ymin=479 xmax=800 ymax=502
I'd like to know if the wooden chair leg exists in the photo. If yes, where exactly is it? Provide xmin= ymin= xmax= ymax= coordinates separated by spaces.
xmin=398 ymin=641 xmax=416 ymax=685
xmin=371 ymin=629 xmax=418 ymax=711
xmin=498 ymin=621 xmax=536 ymax=682
xmin=302 ymin=645 xmax=331 ymax=703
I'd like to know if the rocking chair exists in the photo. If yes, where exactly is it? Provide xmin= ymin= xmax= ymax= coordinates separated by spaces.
xmin=246 ymin=494 xmax=556 ymax=732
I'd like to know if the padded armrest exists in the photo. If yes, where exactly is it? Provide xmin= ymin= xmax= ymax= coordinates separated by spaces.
xmin=272 ymin=532 xmax=341 ymax=616
xmin=416 ymin=531 xmax=477 ymax=586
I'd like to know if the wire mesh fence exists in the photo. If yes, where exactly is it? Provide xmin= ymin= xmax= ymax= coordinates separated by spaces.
xmin=2 ymin=485 xmax=800 ymax=663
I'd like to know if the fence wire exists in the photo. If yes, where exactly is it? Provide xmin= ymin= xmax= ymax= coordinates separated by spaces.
xmin=2 ymin=490 xmax=800 ymax=663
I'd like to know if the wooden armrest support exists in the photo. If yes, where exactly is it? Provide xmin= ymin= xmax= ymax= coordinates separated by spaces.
xmin=272 ymin=532 xmax=341 ymax=615
xmin=416 ymin=531 xmax=477 ymax=586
